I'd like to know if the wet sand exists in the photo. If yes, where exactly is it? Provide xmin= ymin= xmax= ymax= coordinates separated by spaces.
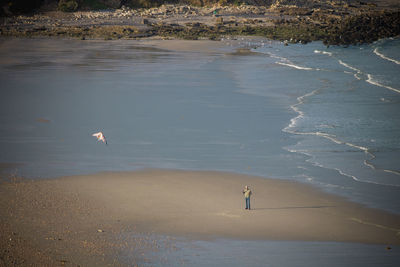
xmin=139 ymin=38 xmax=229 ymax=53
xmin=1 ymin=169 xmax=399 ymax=265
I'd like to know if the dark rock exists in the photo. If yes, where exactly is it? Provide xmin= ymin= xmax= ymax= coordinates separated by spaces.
xmin=3 ymin=0 xmax=43 ymax=15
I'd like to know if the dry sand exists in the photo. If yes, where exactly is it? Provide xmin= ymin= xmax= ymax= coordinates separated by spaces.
xmin=1 ymin=169 xmax=400 ymax=265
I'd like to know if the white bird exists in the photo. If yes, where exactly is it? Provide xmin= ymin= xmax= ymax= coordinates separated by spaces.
xmin=92 ymin=131 xmax=107 ymax=145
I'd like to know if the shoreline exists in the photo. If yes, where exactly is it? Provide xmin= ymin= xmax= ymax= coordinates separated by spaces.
xmin=1 ymin=169 xmax=400 ymax=265
xmin=1 ymin=2 xmax=400 ymax=46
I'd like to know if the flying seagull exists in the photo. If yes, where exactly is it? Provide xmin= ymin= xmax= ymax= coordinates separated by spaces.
xmin=92 ymin=131 xmax=107 ymax=145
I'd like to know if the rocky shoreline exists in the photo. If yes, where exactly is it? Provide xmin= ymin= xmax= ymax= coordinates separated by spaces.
xmin=1 ymin=1 xmax=400 ymax=45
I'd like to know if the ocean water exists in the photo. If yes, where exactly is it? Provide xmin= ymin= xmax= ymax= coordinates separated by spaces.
xmin=0 ymin=37 xmax=399 ymax=215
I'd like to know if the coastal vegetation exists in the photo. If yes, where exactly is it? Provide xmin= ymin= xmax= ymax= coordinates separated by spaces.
xmin=1 ymin=0 xmax=399 ymax=45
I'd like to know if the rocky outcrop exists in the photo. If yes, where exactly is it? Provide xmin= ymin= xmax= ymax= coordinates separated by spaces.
xmin=320 ymin=11 xmax=400 ymax=45
xmin=1 ymin=2 xmax=399 ymax=45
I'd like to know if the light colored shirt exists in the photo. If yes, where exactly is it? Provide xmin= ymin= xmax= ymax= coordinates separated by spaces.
xmin=243 ymin=189 xmax=252 ymax=198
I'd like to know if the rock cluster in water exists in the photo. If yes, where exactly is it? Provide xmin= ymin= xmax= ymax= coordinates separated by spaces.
xmin=1 ymin=1 xmax=399 ymax=45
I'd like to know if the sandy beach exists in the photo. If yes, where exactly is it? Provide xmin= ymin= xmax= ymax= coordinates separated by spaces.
xmin=1 ymin=169 xmax=399 ymax=265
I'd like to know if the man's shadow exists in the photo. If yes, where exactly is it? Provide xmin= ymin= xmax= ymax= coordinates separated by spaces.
xmin=253 ymin=205 xmax=335 ymax=210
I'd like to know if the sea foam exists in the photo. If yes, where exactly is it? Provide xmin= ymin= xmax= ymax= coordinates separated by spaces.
xmin=283 ymin=89 xmax=319 ymax=132
xmin=276 ymin=61 xmax=314 ymax=71
xmin=338 ymin=59 xmax=362 ymax=80
xmin=366 ymin=74 xmax=400 ymax=94
xmin=270 ymin=52 xmax=318 ymax=71
xmin=314 ymin=50 xmax=333 ymax=56
xmin=373 ymin=47 xmax=400 ymax=65
xmin=338 ymin=60 xmax=361 ymax=73
xmin=338 ymin=59 xmax=400 ymax=94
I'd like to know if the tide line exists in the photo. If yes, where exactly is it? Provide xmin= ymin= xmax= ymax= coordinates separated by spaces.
xmin=350 ymin=217 xmax=400 ymax=235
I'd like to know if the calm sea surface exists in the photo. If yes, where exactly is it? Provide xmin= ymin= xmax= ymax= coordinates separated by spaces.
xmin=0 ymin=37 xmax=399 ymax=214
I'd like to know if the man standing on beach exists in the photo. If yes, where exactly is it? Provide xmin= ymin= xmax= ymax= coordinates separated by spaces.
xmin=242 ymin=185 xmax=252 ymax=210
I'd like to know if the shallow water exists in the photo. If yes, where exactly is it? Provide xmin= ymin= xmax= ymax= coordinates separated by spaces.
xmin=118 ymin=234 xmax=400 ymax=267
xmin=0 ymin=37 xmax=399 ymax=215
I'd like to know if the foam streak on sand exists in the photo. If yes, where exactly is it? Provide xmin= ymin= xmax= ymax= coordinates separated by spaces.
xmin=349 ymin=217 xmax=400 ymax=236
xmin=373 ymin=47 xmax=400 ymax=65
